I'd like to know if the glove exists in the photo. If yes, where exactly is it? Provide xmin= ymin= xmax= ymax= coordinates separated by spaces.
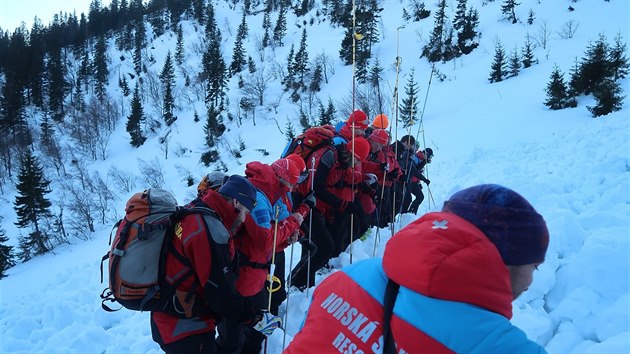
xmin=346 ymin=200 xmax=364 ymax=214
xmin=380 ymin=162 xmax=389 ymax=172
xmin=364 ymin=173 xmax=377 ymax=185
xmin=302 ymin=190 xmax=316 ymax=209
xmin=254 ymin=312 xmax=282 ymax=336
xmin=387 ymin=168 xmax=400 ymax=180
xmin=424 ymin=179 xmax=431 ymax=185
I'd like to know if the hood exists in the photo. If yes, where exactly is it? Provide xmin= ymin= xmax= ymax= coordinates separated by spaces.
xmin=245 ymin=161 xmax=283 ymax=205
xmin=382 ymin=212 xmax=513 ymax=318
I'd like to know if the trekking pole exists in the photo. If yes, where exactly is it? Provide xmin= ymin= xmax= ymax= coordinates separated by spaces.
xmin=305 ymin=156 xmax=316 ymax=297
xmin=390 ymin=26 xmax=403 ymax=235
xmin=372 ymin=168 xmax=388 ymax=257
xmin=281 ymin=236 xmax=296 ymax=351
xmin=263 ymin=205 xmax=281 ymax=354
xmin=267 ymin=205 xmax=281 ymax=312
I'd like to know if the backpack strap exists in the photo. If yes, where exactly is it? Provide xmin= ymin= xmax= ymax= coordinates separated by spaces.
xmin=383 ymin=279 xmax=400 ymax=354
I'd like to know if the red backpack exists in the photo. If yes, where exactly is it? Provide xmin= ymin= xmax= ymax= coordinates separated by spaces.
xmin=281 ymin=124 xmax=336 ymax=162
xmin=100 ymin=189 xmax=221 ymax=318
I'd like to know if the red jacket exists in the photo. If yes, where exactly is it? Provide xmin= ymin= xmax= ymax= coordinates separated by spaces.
xmin=151 ymin=190 xmax=244 ymax=345
xmin=236 ymin=162 xmax=307 ymax=297
xmin=284 ymin=213 xmax=543 ymax=354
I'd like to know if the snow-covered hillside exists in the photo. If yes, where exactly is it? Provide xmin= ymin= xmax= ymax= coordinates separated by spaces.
xmin=1 ymin=0 xmax=628 ymax=353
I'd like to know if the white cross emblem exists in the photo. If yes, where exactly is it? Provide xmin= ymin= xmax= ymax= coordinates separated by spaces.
xmin=432 ymin=220 xmax=448 ymax=230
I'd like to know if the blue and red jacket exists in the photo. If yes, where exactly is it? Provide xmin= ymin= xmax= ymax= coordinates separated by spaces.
xmin=237 ymin=162 xmax=308 ymax=297
xmin=284 ymin=212 xmax=547 ymax=354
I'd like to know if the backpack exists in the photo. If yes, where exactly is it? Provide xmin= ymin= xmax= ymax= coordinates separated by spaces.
xmin=100 ymin=188 xmax=222 ymax=317
xmin=281 ymin=124 xmax=336 ymax=162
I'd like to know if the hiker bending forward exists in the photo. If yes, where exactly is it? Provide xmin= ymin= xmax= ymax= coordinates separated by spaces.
xmin=150 ymin=175 xmax=258 ymax=354
xmin=284 ymin=184 xmax=550 ymax=354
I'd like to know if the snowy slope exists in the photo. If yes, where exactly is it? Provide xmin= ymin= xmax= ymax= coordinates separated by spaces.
xmin=1 ymin=0 xmax=629 ymax=353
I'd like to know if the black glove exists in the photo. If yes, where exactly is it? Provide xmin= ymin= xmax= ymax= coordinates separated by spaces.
xmin=380 ymin=162 xmax=389 ymax=172
xmin=424 ymin=179 xmax=431 ymax=185
xmin=387 ymin=168 xmax=400 ymax=180
xmin=302 ymin=191 xmax=316 ymax=209
xmin=346 ymin=200 xmax=364 ymax=214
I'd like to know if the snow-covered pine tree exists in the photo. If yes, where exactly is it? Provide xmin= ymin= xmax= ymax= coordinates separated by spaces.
xmin=588 ymin=78 xmax=625 ymax=117
xmin=608 ymin=33 xmax=629 ymax=80
xmin=544 ymin=65 xmax=569 ymax=110
xmin=175 ymin=24 xmax=185 ymax=65
xmin=230 ymin=12 xmax=249 ymax=76
xmin=14 ymin=150 xmax=52 ymax=261
xmin=160 ymin=51 xmax=176 ymax=126
xmin=0 ymin=217 xmax=15 ymax=279
xmin=521 ymin=33 xmax=535 ymax=68
xmin=273 ymin=5 xmax=288 ymax=46
xmin=501 ymin=0 xmax=520 ymax=24
xmin=489 ymin=40 xmax=507 ymax=83
xmin=578 ymin=34 xmax=611 ymax=95
xmin=508 ymin=46 xmax=520 ymax=77
xmin=399 ymin=68 xmax=419 ymax=127
xmin=422 ymin=0 xmax=447 ymax=62
xmin=93 ymin=35 xmax=110 ymax=101
xmin=126 ymin=85 xmax=146 ymax=147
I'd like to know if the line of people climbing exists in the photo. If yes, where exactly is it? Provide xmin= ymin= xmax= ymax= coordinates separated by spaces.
xmin=147 ymin=110 xmax=438 ymax=354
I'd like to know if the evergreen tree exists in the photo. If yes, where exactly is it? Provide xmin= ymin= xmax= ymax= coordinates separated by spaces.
xmin=508 ymin=46 xmax=520 ymax=77
xmin=14 ymin=150 xmax=52 ymax=259
xmin=310 ymin=64 xmax=323 ymax=92
xmin=27 ymin=18 xmax=46 ymax=108
xmin=78 ymin=48 xmax=92 ymax=93
xmin=399 ymin=68 xmax=419 ymax=128
xmin=578 ymin=34 xmax=611 ymax=95
xmin=453 ymin=0 xmax=467 ymax=32
xmin=248 ymin=56 xmax=257 ymax=74
xmin=442 ymin=27 xmax=458 ymax=62
xmin=285 ymin=120 xmax=296 ymax=141
xmin=567 ymin=56 xmax=582 ymax=99
xmin=175 ymin=24 xmax=185 ymax=65
xmin=521 ymin=33 xmax=536 ymax=68
xmin=501 ymin=0 xmax=520 ymax=24
xmin=608 ymin=33 xmax=629 ymax=80
xmin=202 ymin=49 xmax=227 ymax=106
xmin=316 ymin=98 xmax=336 ymax=125
xmin=292 ymin=29 xmax=310 ymax=90
xmin=527 ymin=8 xmax=535 ymax=25
xmin=283 ymin=44 xmax=296 ymax=91
xmin=202 ymin=6 xmax=227 ymax=109
xmin=262 ymin=11 xmax=272 ymax=47
xmin=230 ymin=12 xmax=248 ymax=75
xmin=0 ymin=218 xmax=15 ymax=279
xmin=273 ymin=5 xmax=288 ymax=46
xmin=133 ymin=21 xmax=146 ymax=74
xmin=160 ymin=51 xmax=176 ymax=125
xmin=120 ymin=76 xmax=131 ymax=96
xmin=204 ymin=103 xmax=226 ymax=148
xmin=544 ymin=65 xmax=569 ymax=110
xmin=458 ymin=8 xmax=479 ymax=55
xmin=47 ymin=48 xmax=67 ymax=123
xmin=93 ymin=35 xmax=110 ymax=101
xmin=422 ymin=0 xmax=448 ymax=62
xmin=192 ymin=0 xmax=206 ymax=23
xmin=588 ymin=78 xmax=624 ymax=117
xmin=126 ymin=86 xmax=146 ymax=147
xmin=489 ymin=40 xmax=507 ymax=83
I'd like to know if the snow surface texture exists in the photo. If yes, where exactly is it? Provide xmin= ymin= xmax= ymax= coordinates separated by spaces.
xmin=0 ymin=0 xmax=629 ymax=353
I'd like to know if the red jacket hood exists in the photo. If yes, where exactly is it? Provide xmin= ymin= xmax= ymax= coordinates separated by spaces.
xmin=382 ymin=212 xmax=514 ymax=318
xmin=245 ymin=161 xmax=283 ymax=204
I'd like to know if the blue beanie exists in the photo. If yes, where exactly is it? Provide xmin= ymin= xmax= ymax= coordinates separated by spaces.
xmin=218 ymin=175 xmax=258 ymax=211
xmin=442 ymin=184 xmax=549 ymax=265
